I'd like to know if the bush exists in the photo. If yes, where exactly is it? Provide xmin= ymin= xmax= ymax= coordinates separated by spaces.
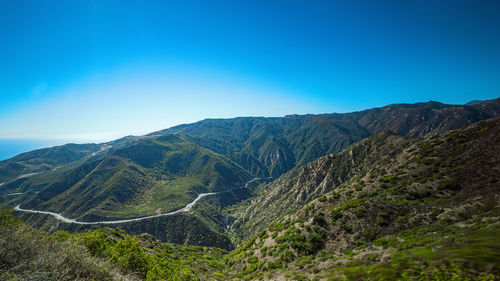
xmin=248 ymin=256 xmax=258 ymax=264
xmin=376 ymin=211 xmax=389 ymax=226
xmin=111 ymin=236 xmax=151 ymax=275
xmin=313 ymin=214 xmax=328 ymax=227
xmin=0 ymin=211 xmax=117 ymax=280
xmin=374 ymin=236 xmax=398 ymax=248
xmin=268 ymin=259 xmax=283 ymax=270
xmin=306 ymin=232 xmax=323 ymax=253
xmin=330 ymin=199 xmax=366 ymax=222
xmin=80 ymin=229 xmax=114 ymax=257
xmin=379 ymin=175 xmax=397 ymax=183
xmin=362 ymin=229 xmax=378 ymax=242
xmin=437 ymin=178 xmax=460 ymax=191
xmin=280 ymin=250 xmax=294 ymax=262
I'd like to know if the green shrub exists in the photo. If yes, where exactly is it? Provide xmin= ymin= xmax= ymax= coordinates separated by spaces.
xmin=111 ymin=236 xmax=150 ymax=275
xmin=362 ymin=229 xmax=378 ymax=242
xmin=248 ymin=256 xmax=258 ymax=264
xmin=313 ymin=214 xmax=328 ymax=227
xmin=80 ymin=229 xmax=114 ymax=257
xmin=280 ymin=250 xmax=294 ymax=262
xmin=268 ymin=259 xmax=283 ymax=270
xmin=374 ymin=235 xmax=398 ymax=248
xmin=376 ymin=211 xmax=389 ymax=225
xmin=379 ymin=175 xmax=397 ymax=183
xmin=437 ymin=178 xmax=460 ymax=191
xmin=330 ymin=199 xmax=366 ymax=221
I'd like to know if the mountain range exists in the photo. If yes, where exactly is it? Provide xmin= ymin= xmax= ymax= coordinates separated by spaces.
xmin=1 ymin=98 xmax=499 ymax=280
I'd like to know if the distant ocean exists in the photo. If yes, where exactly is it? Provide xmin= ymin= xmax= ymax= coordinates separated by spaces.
xmin=0 ymin=139 xmax=67 ymax=161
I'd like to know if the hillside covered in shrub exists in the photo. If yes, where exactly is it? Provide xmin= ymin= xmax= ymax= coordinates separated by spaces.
xmin=2 ymin=116 xmax=499 ymax=280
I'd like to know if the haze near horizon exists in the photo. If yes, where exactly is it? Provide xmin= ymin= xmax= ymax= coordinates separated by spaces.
xmin=1 ymin=0 xmax=499 ymax=159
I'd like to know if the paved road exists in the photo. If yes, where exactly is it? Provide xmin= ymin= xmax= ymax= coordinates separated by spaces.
xmin=14 ymin=177 xmax=268 ymax=225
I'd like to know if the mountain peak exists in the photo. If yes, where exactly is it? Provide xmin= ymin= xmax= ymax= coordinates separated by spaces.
xmin=465 ymin=99 xmax=484 ymax=106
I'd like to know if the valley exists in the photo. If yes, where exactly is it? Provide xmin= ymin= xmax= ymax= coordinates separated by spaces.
xmin=13 ymin=177 xmax=266 ymax=225
xmin=3 ymin=1 xmax=500 ymax=279
xmin=1 ymin=98 xmax=499 ymax=280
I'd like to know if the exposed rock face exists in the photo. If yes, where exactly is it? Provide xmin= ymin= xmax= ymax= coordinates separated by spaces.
xmin=225 ymin=117 xmax=500 ymax=280
xmin=153 ymin=98 xmax=500 ymax=178
xmin=2 ymin=98 xmax=499 ymax=249
xmin=233 ymin=116 xmax=500 ymax=239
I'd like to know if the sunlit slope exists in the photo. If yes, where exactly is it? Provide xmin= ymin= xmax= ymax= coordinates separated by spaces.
xmin=225 ymin=117 xmax=500 ymax=280
xmin=0 ymin=143 xmax=101 ymax=186
xmin=23 ymin=134 xmax=250 ymax=220
xmin=152 ymin=98 xmax=500 ymax=178
xmin=2 ymin=98 xmax=499 ymax=197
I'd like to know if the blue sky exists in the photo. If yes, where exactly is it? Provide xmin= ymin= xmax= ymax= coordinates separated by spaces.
xmin=0 ymin=0 xmax=499 ymax=144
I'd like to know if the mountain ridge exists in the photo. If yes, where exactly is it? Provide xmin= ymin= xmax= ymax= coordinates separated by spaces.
xmin=1 ymin=102 xmax=499 ymax=280
xmin=22 ymin=134 xmax=251 ymax=221
xmin=1 ymin=97 xmax=499 ymax=250
xmin=223 ymin=116 xmax=500 ymax=280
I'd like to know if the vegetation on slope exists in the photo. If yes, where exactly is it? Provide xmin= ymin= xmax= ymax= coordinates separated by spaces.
xmin=222 ymin=117 xmax=500 ymax=280
xmin=0 ymin=143 xmax=105 ymax=193
xmin=22 ymin=134 xmax=250 ymax=220
xmin=1 ymin=99 xmax=500 ymax=280
xmin=0 ymin=210 xmax=132 ymax=281
xmin=152 ymin=98 xmax=500 ymax=178
xmin=229 ymin=132 xmax=418 ymax=241
xmin=0 ymin=210 xmax=228 ymax=280
xmin=1 ymin=98 xmax=498 ymax=243
xmin=1 ymin=116 xmax=500 ymax=280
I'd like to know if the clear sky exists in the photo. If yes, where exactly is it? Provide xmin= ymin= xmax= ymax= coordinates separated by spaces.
xmin=1 ymin=0 xmax=499 ymax=145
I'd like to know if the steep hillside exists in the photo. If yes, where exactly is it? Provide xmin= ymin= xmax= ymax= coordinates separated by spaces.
xmin=2 ymin=115 xmax=499 ymax=280
xmin=472 ymin=97 xmax=500 ymax=116
xmin=152 ymin=98 xmax=500 ymax=178
xmin=349 ymin=100 xmax=493 ymax=136
xmin=1 ymin=98 xmax=499 ymax=251
xmin=0 ymin=137 xmax=142 ymax=196
xmin=0 ymin=211 xmax=228 ymax=280
xmin=3 ymin=98 xmax=498 ymax=195
xmin=152 ymin=115 xmax=369 ymax=177
xmin=22 ymin=134 xmax=250 ymax=221
xmin=2 ymin=98 xmax=498 ymax=198
xmin=0 ymin=143 xmax=102 ymax=185
xmin=230 ymin=132 xmax=418 ymax=240
xmin=225 ymin=117 xmax=500 ymax=280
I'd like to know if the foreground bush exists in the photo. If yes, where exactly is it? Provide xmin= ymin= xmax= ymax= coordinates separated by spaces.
xmin=0 ymin=210 xmax=131 ymax=281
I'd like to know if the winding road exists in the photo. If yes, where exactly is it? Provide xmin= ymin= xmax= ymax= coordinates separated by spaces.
xmin=14 ymin=177 xmax=268 ymax=225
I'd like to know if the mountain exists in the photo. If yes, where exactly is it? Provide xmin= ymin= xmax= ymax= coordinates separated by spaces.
xmin=472 ymin=97 xmax=500 ymax=116
xmin=0 ymin=143 xmax=102 ymax=187
xmin=224 ymin=116 xmax=500 ymax=280
xmin=151 ymin=98 xmax=500 ymax=178
xmin=2 ymin=115 xmax=498 ymax=280
xmin=1 ymin=97 xmax=499 ymax=250
xmin=349 ymin=100 xmax=492 ymax=136
xmin=22 ymin=134 xmax=250 ymax=221
xmin=465 ymin=99 xmax=483 ymax=106
xmin=151 ymin=115 xmax=370 ymax=177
